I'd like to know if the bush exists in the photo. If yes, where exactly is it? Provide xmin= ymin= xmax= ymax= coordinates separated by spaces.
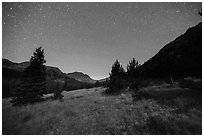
xmin=2 ymin=79 xmax=21 ymax=98
xmin=147 ymin=114 xmax=202 ymax=135
xmin=52 ymin=81 xmax=64 ymax=100
xmin=179 ymin=77 xmax=201 ymax=90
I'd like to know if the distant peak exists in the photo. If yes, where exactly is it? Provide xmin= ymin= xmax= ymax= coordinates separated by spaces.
xmin=66 ymin=71 xmax=95 ymax=83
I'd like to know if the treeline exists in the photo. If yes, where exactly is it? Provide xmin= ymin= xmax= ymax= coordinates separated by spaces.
xmin=106 ymin=58 xmax=177 ymax=94
xmin=106 ymin=54 xmax=202 ymax=94
xmin=106 ymin=58 xmax=140 ymax=94
xmin=62 ymin=80 xmax=102 ymax=91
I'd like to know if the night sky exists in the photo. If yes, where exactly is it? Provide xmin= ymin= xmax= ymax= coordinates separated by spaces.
xmin=2 ymin=2 xmax=202 ymax=80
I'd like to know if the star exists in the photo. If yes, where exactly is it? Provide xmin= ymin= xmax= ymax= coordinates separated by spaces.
xmin=2 ymin=2 xmax=202 ymax=80
xmin=120 ymin=11 xmax=125 ymax=15
xmin=96 ymin=3 xmax=100 ymax=7
xmin=10 ymin=15 xmax=16 ymax=18
xmin=132 ymin=28 xmax=137 ymax=32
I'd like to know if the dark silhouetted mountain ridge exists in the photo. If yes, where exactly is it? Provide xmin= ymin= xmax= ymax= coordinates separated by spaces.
xmin=139 ymin=22 xmax=202 ymax=78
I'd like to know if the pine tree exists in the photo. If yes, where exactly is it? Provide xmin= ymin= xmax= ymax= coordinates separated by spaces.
xmin=127 ymin=58 xmax=139 ymax=78
xmin=199 ymin=11 xmax=202 ymax=16
xmin=107 ymin=60 xmax=126 ymax=93
xmin=126 ymin=58 xmax=141 ymax=90
xmin=11 ymin=47 xmax=46 ymax=105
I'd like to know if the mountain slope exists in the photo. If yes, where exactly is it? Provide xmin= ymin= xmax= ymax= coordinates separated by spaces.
xmin=3 ymin=58 xmax=73 ymax=80
xmin=66 ymin=71 xmax=96 ymax=83
xmin=140 ymin=22 xmax=202 ymax=78
xmin=2 ymin=58 xmax=92 ymax=97
xmin=2 ymin=59 xmax=30 ymax=72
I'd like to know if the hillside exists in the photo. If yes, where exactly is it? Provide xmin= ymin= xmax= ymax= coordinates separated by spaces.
xmin=66 ymin=71 xmax=96 ymax=83
xmin=139 ymin=22 xmax=202 ymax=78
xmin=2 ymin=58 xmax=92 ymax=97
xmin=99 ymin=78 xmax=109 ymax=82
xmin=3 ymin=58 xmax=66 ymax=80
xmin=2 ymin=59 xmax=30 ymax=72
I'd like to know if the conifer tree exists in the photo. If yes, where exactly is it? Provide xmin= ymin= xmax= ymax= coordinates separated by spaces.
xmin=11 ymin=47 xmax=46 ymax=105
xmin=199 ymin=11 xmax=202 ymax=16
xmin=107 ymin=60 xmax=126 ymax=93
xmin=127 ymin=58 xmax=139 ymax=78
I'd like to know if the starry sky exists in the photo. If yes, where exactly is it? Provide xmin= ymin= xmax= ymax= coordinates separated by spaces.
xmin=2 ymin=2 xmax=202 ymax=80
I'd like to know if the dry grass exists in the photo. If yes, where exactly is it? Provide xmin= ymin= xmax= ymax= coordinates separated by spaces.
xmin=2 ymin=85 xmax=202 ymax=135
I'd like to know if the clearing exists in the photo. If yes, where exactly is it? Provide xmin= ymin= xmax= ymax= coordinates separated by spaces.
xmin=2 ymin=85 xmax=202 ymax=135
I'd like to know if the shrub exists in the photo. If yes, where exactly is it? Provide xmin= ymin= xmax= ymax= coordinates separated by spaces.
xmin=147 ymin=114 xmax=202 ymax=135
xmin=53 ymin=81 xmax=64 ymax=100
xmin=179 ymin=77 xmax=202 ymax=90
xmin=128 ymin=78 xmax=140 ymax=90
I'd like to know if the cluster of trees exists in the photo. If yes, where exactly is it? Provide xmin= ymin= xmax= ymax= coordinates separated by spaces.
xmin=106 ymin=58 xmax=140 ymax=94
xmin=63 ymin=81 xmax=96 ymax=91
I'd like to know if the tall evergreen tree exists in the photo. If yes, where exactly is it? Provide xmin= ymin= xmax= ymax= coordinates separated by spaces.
xmin=127 ymin=58 xmax=139 ymax=78
xmin=11 ymin=47 xmax=46 ymax=105
xmin=126 ymin=58 xmax=141 ymax=90
xmin=107 ymin=60 xmax=126 ymax=93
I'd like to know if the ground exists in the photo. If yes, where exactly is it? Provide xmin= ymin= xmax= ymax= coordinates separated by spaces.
xmin=2 ymin=84 xmax=202 ymax=135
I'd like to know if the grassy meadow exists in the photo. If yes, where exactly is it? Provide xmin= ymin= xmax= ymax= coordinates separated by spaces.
xmin=2 ymin=83 xmax=202 ymax=135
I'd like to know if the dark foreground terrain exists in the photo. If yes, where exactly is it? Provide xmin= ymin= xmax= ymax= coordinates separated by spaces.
xmin=2 ymin=82 xmax=202 ymax=135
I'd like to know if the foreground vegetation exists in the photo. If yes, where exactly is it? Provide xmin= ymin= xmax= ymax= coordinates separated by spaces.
xmin=3 ymin=81 xmax=202 ymax=134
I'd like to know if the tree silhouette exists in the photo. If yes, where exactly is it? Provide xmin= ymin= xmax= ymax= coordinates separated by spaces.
xmin=11 ymin=47 xmax=46 ymax=105
xmin=127 ymin=58 xmax=140 ymax=78
xmin=107 ymin=60 xmax=126 ymax=94
xmin=94 ymin=80 xmax=100 ymax=87
xmin=126 ymin=58 xmax=141 ymax=90
xmin=199 ymin=11 xmax=202 ymax=16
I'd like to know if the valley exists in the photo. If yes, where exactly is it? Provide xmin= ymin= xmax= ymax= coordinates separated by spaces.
xmin=2 ymin=83 xmax=202 ymax=135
